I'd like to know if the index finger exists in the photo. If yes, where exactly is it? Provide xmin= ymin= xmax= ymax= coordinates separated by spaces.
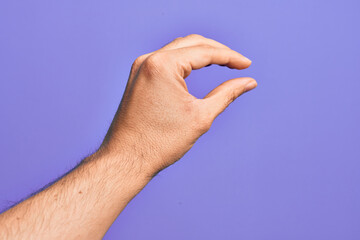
xmin=158 ymin=34 xmax=231 ymax=51
xmin=140 ymin=34 xmax=231 ymax=62
xmin=164 ymin=45 xmax=252 ymax=78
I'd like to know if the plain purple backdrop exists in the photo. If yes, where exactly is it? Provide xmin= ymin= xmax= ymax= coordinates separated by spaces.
xmin=1 ymin=0 xmax=359 ymax=239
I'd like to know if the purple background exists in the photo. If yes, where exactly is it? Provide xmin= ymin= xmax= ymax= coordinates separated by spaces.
xmin=1 ymin=0 xmax=359 ymax=239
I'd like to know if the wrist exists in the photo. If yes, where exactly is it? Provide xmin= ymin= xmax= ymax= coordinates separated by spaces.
xmin=92 ymin=140 xmax=157 ymax=182
xmin=98 ymin=127 xmax=165 ymax=179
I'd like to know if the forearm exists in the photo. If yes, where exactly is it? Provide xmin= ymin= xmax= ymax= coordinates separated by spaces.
xmin=0 ymin=146 xmax=153 ymax=240
xmin=0 ymin=34 xmax=256 ymax=239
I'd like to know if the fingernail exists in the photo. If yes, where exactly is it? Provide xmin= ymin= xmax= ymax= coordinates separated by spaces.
xmin=244 ymin=80 xmax=257 ymax=92
xmin=243 ymin=56 xmax=252 ymax=64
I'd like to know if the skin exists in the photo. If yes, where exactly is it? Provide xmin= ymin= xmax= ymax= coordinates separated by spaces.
xmin=0 ymin=34 xmax=257 ymax=239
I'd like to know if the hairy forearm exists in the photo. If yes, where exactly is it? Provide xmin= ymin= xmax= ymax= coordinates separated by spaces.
xmin=0 ymin=146 xmax=153 ymax=240
xmin=0 ymin=34 xmax=256 ymax=239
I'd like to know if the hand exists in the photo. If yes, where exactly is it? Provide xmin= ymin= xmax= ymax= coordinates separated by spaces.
xmin=0 ymin=34 xmax=257 ymax=240
xmin=101 ymin=34 xmax=257 ymax=176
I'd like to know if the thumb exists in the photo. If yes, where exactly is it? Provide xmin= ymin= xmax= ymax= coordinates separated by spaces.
xmin=202 ymin=77 xmax=257 ymax=119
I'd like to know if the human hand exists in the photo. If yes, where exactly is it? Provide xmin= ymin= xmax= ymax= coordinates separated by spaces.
xmin=101 ymin=34 xmax=257 ymax=176
xmin=0 ymin=34 xmax=256 ymax=240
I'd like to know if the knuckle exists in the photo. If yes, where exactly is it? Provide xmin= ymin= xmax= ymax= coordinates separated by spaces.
xmin=186 ymin=33 xmax=204 ymax=40
xmin=169 ymin=37 xmax=183 ymax=48
xmin=145 ymin=53 xmax=163 ymax=67
xmin=224 ymin=89 xmax=239 ymax=107
xmin=132 ymin=55 xmax=146 ymax=69
xmin=174 ymin=36 xmax=183 ymax=41
xmin=141 ymin=53 xmax=165 ymax=75
xmin=226 ymin=90 xmax=237 ymax=106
